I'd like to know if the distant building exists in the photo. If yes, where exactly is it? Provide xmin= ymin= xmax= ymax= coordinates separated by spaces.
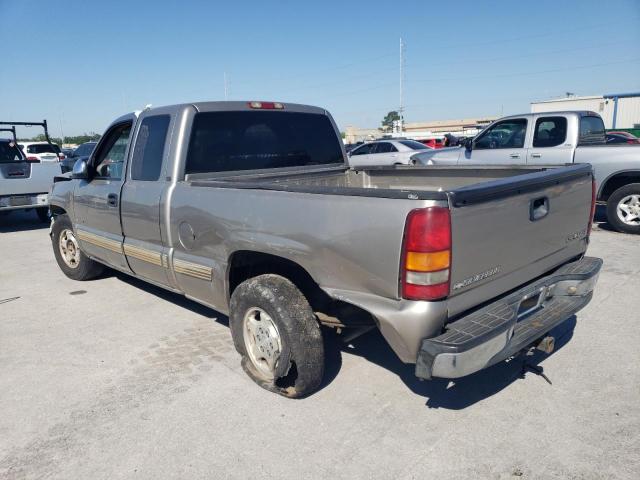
xmin=531 ymin=92 xmax=640 ymax=129
xmin=344 ymin=116 xmax=497 ymax=143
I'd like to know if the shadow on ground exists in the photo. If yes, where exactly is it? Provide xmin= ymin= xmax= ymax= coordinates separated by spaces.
xmin=333 ymin=316 xmax=577 ymax=409
xmin=0 ymin=210 xmax=49 ymax=233
xmin=107 ymin=268 xmax=578 ymax=407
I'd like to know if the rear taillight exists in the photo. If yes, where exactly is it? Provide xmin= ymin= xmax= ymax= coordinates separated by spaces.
xmin=400 ymin=207 xmax=451 ymax=301
xmin=26 ymin=156 xmax=40 ymax=162
xmin=587 ymin=178 xmax=596 ymax=236
xmin=58 ymin=153 xmax=65 ymax=161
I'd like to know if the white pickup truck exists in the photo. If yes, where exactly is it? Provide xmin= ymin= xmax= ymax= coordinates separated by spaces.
xmin=412 ymin=111 xmax=640 ymax=234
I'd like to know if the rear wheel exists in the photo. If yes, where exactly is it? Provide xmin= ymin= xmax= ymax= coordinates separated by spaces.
xmin=51 ymin=214 xmax=104 ymax=280
xmin=606 ymin=183 xmax=640 ymax=234
xmin=229 ymin=274 xmax=324 ymax=398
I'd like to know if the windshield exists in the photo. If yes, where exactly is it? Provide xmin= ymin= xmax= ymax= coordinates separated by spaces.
xmin=0 ymin=141 xmax=25 ymax=163
xmin=26 ymin=143 xmax=60 ymax=154
xmin=399 ymin=140 xmax=429 ymax=150
xmin=185 ymin=111 xmax=344 ymax=174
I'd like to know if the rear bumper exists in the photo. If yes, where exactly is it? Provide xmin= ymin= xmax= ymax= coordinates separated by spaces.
xmin=415 ymin=256 xmax=602 ymax=380
xmin=0 ymin=193 xmax=49 ymax=210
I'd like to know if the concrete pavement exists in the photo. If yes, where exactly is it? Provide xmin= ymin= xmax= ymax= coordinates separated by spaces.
xmin=0 ymin=209 xmax=638 ymax=479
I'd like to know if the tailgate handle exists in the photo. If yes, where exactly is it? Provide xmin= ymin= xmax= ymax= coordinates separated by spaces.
xmin=530 ymin=196 xmax=549 ymax=221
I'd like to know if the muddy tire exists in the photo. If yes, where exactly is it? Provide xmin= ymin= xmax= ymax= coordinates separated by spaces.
xmin=606 ymin=183 xmax=640 ymax=235
xmin=229 ymin=274 xmax=324 ymax=398
xmin=51 ymin=214 xmax=104 ymax=280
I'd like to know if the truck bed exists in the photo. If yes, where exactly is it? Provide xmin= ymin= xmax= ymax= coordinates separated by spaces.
xmin=188 ymin=164 xmax=584 ymax=201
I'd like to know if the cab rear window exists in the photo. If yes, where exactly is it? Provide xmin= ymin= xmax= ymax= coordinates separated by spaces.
xmin=27 ymin=144 xmax=60 ymax=154
xmin=185 ymin=111 xmax=344 ymax=174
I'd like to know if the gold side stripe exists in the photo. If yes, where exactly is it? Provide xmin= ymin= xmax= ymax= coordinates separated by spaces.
xmin=77 ymin=229 xmax=212 ymax=281
xmin=77 ymin=230 xmax=123 ymax=254
xmin=123 ymin=244 xmax=163 ymax=266
xmin=174 ymin=258 xmax=213 ymax=281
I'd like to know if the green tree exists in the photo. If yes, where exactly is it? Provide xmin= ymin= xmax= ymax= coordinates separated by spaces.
xmin=381 ymin=111 xmax=400 ymax=132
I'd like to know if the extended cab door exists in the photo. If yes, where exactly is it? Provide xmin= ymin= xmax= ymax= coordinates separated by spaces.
xmin=527 ymin=115 xmax=573 ymax=165
xmin=120 ymin=111 xmax=174 ymax=287
xmin=74 ymin=119 xmax=133 ymax=271
xmin=462 ymin=117 xmax=529 ymax=164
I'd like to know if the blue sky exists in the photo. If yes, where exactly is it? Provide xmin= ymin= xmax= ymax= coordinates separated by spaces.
xmin=1 ymin=0 xmax=639 ymax=137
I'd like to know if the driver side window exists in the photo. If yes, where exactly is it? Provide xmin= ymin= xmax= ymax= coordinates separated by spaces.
xmin=93 ymin=123 xmax=132 ymax=180
xmin=474 ymin=119 xmax=527 ymax=150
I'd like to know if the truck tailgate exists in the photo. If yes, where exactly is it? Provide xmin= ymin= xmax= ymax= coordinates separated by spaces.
xmin=0 ymin=161 xmax=60 ymax=195
xmin=446 ymin=164 xmax=593 ymax=317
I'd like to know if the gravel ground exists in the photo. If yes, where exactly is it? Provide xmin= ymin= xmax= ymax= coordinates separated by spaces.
xmin=0 ymin=208 xmax=638 ymax=480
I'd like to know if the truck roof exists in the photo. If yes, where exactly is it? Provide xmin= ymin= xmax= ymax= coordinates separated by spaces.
xmin=123 ymin=101 xmax=329 ymax=119
xmin=498 ymin=111 xmax=601 ymax=121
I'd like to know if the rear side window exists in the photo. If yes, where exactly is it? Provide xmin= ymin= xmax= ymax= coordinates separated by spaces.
xmin=131 ymin=115 xmax=170 ymax=181
xmin=374 ymin=142 xmax=397 ymax=153
xmin=0 ymin=141 xmax=24 ymax=163
xmin=533 ymin=117 xmax=567 ymax=148
xmin=579 ymin=116 xmax=606 ymax=145
xmin=399 ymin=140 xmax=429 ymax=150
xmin=185 ymin=111 xmax=344 ymax=174
xmin=351 ymin=143 xmax=374 ymax=155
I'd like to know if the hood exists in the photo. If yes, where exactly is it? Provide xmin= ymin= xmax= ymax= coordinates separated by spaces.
xmin=412 ymin=146 xmax=462 ymax=165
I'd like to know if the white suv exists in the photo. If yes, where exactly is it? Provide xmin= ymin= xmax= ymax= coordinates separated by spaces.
xmin=18 ymin=142 xmax=64 ymax=162
xmin=347 ymin=139 xmax=431 ymax=167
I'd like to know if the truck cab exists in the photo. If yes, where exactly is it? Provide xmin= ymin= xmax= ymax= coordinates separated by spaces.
xmin=412 ymin=111 xmax=640 ymax=234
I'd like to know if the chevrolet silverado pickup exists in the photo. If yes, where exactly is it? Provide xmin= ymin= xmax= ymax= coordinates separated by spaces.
xmin=48 ymin=101 xmax=601 ymax=397
xmin=411 ymin=111 xmax=640 ymax=234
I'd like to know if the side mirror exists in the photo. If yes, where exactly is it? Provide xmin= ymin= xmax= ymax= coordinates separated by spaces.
xmin=465 ymin=138 xmax=473 ymax=152
xmin=71 ymin=159 xmax=89 ymax=179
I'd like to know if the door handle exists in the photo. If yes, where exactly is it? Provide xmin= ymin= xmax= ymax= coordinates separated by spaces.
xmin=107 ymin=193 xmax=118 ymax=207
xmin=531 ymin=153 xmax=542 ymax=158
xmin=530 ymin=196 xmax=549 ymax=221
xmin=509 ymin=153 xmax=520 ymax=159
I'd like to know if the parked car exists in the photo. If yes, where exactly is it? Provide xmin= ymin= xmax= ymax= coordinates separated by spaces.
xmin=48 ymin=101 xmax=601 ymax=398
xmin=60 ymin=141 xmax=98 ymax=172
xmin=411 ymin=111 xmax=640 ymax=234
xmin=418 ymin=138 xmax=445 ymax=149
xmin=0 ymin=138 xmax=61 ymax=221
xmin=347 ymin=139 xmax=430 ymax=166
xmin=343 ymin=141 xmax=363 ymax=152
xmin=72 ymin=141 xmax=98 ymax=161
xmin=18 ymin=141 xmax=64 ymax=163
xmin=606 ymin=132 xmax=640 ymax=145
xmin=608 ymin=131 xmax=640 ymax=142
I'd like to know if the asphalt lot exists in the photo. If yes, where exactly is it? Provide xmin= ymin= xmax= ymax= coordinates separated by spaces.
xmin=0 ymin=208 xmax=638 ymax=480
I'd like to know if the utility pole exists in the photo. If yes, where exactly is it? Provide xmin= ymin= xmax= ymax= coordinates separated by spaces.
xmin=224 ymin=71 xmax=229 ymax=100
xmin=399 ymin=37 xmax=405 ymax=135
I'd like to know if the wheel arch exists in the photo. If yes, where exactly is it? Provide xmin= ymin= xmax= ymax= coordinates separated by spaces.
xmin=226 ymin=250 xmax=375 ymax=328
xmin=49 ymin=204 xmax=67 ymax=216
xmin=598 ymin=170 xmax=640 ymax=201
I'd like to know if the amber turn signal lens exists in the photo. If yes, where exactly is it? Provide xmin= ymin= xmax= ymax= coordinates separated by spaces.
xmin=405 ymin=250 xmax=450 ymax=272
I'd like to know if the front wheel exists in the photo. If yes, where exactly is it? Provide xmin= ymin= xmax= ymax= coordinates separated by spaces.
xmin=606 ymin=183 xmax=640 ymax=234
xmin=229 ymin=274 xmax=324 ymax=398
xmin=51 ymin=214 xmax=104 ymax=280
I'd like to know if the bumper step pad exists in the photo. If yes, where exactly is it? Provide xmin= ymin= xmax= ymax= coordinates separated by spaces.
xmin=416 ymin=256 xmax=602 ymax=379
